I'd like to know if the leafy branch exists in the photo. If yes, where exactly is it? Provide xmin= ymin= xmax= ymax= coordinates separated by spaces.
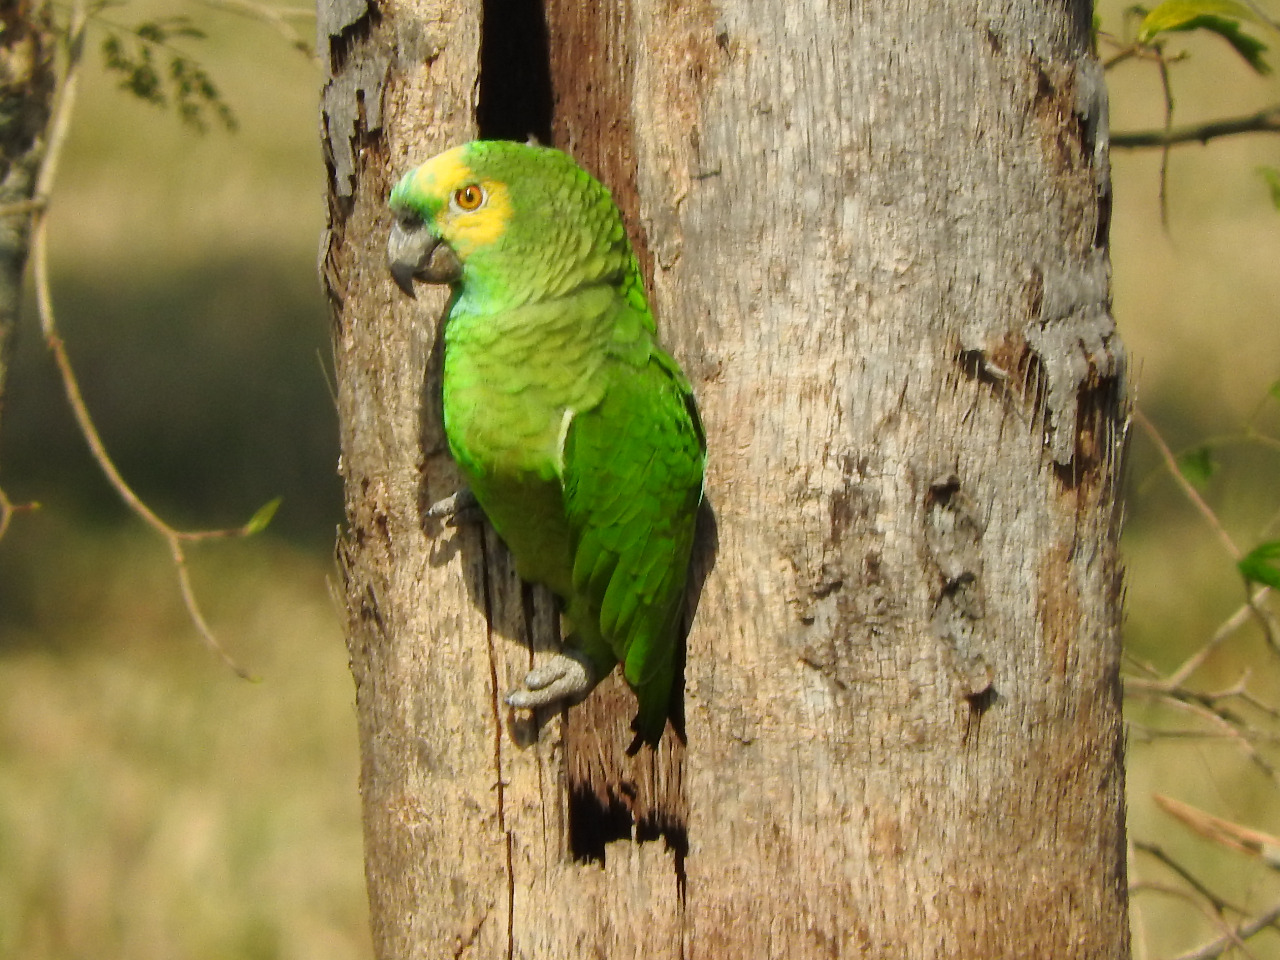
xmin=88 ymin=4 xmax=237 ymax=131
xmin=5 ymin=0 xmax=283 ymax=676
xmin=80 ymin=0 xmax=316 ymax=130
xmin=193 ymin=0 xmax=313 ymax=56
xmin=1100 ymin=0 xmax=1280 ymax=214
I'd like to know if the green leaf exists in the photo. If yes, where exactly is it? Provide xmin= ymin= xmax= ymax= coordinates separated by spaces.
xmin=244 ymin=497 xmax=282 ymax=535
xmin=1177 ymin=445 xmax=1218 ymax=489
xmin=1239 ymin=541 xmax=1280 ymax=590
xmin=1269 ymin=379 xmax=1280 ymax=401
xmin=1139 ymin=0 xmax=1262 ymax=38
xmin=1139 ymin=1 xmax=1271 ymax=73
xmin=1260 ymin=167 xmax=1280 ymax=210
xmin=97 ymin=18 xmax=237 ymax=132
xmin=1193 ymin=15 xmax=1271 ymax=72
xmin=135 ymin=21 xmax=166 ymax=43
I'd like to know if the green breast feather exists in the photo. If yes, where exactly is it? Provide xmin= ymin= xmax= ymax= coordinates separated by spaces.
xmin=386 ymin=140 xmax=705 ymax=741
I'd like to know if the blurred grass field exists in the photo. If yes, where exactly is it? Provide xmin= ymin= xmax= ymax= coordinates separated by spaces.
xmin=0 ymin=2 xmax=1277 ymax=958
xmin=0 ymin=521 xmax=367 ymax=960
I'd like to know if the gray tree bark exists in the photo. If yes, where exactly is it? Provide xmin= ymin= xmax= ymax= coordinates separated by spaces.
xmin=321 ymin=0 xmax=1131 ymax=957
xmin=0 ymin=2 xmax=55 ymax=449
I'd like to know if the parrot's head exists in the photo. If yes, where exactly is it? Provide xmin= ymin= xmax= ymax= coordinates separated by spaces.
xmin=387 ymin=140 xmax=633 ymax=310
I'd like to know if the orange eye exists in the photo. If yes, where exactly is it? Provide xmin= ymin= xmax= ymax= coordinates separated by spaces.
xmin=454 ymin=184 xmax=485 ymax=211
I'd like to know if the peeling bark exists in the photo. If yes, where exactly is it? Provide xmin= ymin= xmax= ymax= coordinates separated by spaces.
xmin=324 ymin=0 xmax=1131 ymax=956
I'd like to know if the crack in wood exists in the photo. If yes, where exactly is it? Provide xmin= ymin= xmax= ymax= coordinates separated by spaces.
xmin=475 ymin=531 xmax=515 ymax=955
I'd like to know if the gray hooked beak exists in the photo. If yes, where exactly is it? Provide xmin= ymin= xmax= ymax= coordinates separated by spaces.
xmin=387 ymin=214 xmax=463 ymax=297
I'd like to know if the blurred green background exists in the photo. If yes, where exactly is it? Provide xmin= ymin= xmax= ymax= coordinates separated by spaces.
xmin=0 ymin=2 xmax=1277 ymax=958
xmin=0 ymin=4 xmax=367 ymax=958
xmin=1104 ymin=6 xmax=1280 ymax=958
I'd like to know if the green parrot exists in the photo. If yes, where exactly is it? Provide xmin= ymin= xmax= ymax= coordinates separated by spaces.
xmin=385 ymin=140 xmax=705 ymax=740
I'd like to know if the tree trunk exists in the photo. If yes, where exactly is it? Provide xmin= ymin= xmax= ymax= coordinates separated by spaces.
xmin=0 ymin=1 xmax=55 ymax=447
xmin=321 ymin=0 xmax=1130 ymax=957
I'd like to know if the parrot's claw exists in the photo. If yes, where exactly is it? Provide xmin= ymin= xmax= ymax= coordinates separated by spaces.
xmin=425 ymin=487 xmax=481 ymax=525
xmin=506 ymin=650 xmax=595 ymax=710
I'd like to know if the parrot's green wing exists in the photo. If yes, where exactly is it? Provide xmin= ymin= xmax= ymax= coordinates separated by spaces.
xmin=562 ymin=334 xmax=705 ymax=740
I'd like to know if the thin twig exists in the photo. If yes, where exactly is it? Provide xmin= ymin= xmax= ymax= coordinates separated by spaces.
xmin=0 ymin=198 xmax=48 ymax=218
xmin=1128 ymin=881 xmax=1247 ymax=953
xmin=1131 ymin=841 xmax=1151 ymax=960
xmin=193 ymin=0 xmax=314 ymax=55
xmin=1156 ymin=50 xmax=1174 ymax=229
xmin=1127 ymin=724 xmax=1250 ymax=742
xmin=1133 ymin=840 xmax=1247 ymax=916
xmin=1099 ymin=35 xmax=1189 ymax=70
xmin=1113 ymin=104 xmax=1280 ymax=148
xmin=1154 ymin=795 xmax=1280 ymax=869
xmin=0 ymin=487 xmax=39 ymax=540
xmin=1168 ymin=901 xmax=1280 ymax=960
xmin=1134 ymin=408 xmax=1278 ymax=650
xmin=1125 ymin=649 xmax=1165 ymax=678
xmin=1236 ymin=685 xmax=1280 ymax=722
xmin=1125 ymin=676 xmax=1268 ymax=720
xmin=1127 ymin=676 xmax=1280 ymax=741
xmin=28 ymin=0 xmax=256 ymax=679
xmin=1103 ymin=47 xmax=1139 ymax=70
xmin=1135 ymin=408 xmax=1239 ymax=560
xmin=1126 ymin=681 xmax=1280 ymax=782
xmin=1167 ymin=589 xmax=1273 ymax=688
xmin=1238 ymin=0 xmax=1280 ymax=34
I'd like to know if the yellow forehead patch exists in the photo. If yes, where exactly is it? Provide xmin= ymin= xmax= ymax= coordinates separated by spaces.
xmin=411 ymin=146 xmax=512 ymax=255
xmin=409 ymin=145 xmax=470 ymax=195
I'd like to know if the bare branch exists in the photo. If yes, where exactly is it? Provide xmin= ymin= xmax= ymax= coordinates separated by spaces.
xmin=1133 ymin=840 xmax=1247 ymax=915
xmin=38 ymin=329 xmax=256 ymax=679
xmin=1127 ymin=676 xmax=1280 ymax=738
xmin=25 ymin=0 xmax=259 ymax=679
xmin=193 ymin=0 xmax=315 ymax=56
xmin=1130 ymin=838 xmax=1153 ymax=960
xmin=1126 ymin=680 xmax=1280 ymax=783
xmin=1113 ymin=104 xmax=1280 ymax=148
xmin=1154 ymin=795 xmax=1280 ymax=870
xmin=1135 ymin=408 xmax=1240 ymax=560
xmin=0 ymin=486 xmax=39 ymax=540
xmin=0 ymin=198 xmax=48 ymax=219
xmin=1156 ymin=50 xmax=1174 ymax=228
xmin=1127 ymin=880 xmax=1247 ymax=953
xmin=1127 ymin=724 xmax=1249 ymax=742
xmin=1167 ymin=589 xmax=1271 ymax=688
xmin=1168 ymin=901 xmax=1280 ymax=960
xmin=1134 ymin=407 xmax=1278 ymax=651
xmin=1238 ymin=0 xmax=1280 ymax=34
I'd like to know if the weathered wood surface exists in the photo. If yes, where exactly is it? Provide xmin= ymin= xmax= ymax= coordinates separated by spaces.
xmin=321 ymin=0 xmax=1130 ymax=956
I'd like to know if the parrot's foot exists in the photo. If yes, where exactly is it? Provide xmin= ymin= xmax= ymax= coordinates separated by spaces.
xmin=505 ymin=650 xmax=595 ymax=711
xmin=425 ymin=487 xmax=481 ymax=524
